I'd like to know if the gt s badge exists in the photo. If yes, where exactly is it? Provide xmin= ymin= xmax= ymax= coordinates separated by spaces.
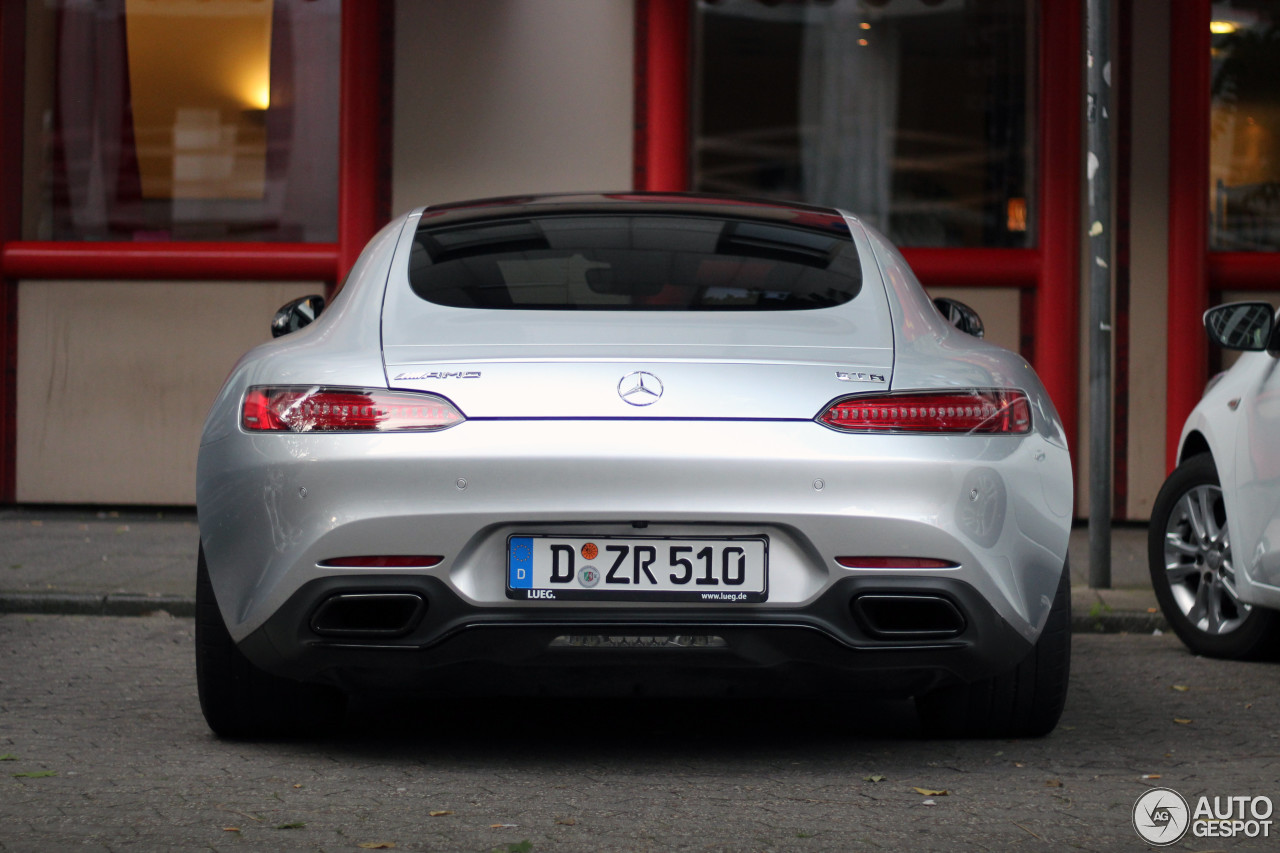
xmin=836 ymin=371 xmax=886 ymax=383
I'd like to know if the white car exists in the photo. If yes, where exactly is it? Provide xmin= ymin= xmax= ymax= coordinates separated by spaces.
xmin=1150 ymin=301 xmax=1280 ymax=658
xmin=195 ymin=193 xmax=1074 ymax=738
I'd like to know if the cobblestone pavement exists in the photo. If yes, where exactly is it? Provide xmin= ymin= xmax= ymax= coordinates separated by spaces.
xmin=2 ymin=613 xmax=1278 ymax=851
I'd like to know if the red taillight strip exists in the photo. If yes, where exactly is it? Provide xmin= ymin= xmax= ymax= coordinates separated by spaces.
xmin=817 ymin=389 xmax=1032 ymax=434
xmin=836 ymin=557 xmax=960 ymax=570
xmin=319 ymin=556 xmax=444 ymax=568
xmin=242 ymin=387 xmax=465 ymax=432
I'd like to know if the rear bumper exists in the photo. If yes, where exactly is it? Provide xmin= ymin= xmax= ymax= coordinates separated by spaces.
xmin=198 ymin=418 xmax=1073 ymax=649
xmin=237 ymin=572 xmax=1040 ymax=697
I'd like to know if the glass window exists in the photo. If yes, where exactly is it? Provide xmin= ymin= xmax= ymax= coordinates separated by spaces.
xmin=22 ymin=0 xmax=340 ymax=242
xmin=1210 ymin=1 xmax=1280 ymax=251
xmin=409 ymin=215 xmax=863 ymax=311
xmin=692 ymin=0 xmax=1035 ymax=248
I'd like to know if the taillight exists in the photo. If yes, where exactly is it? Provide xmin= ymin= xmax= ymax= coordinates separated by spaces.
xmin=817 ymin=389 xmax=1031 ymax=434
xmin=242 ymin=387 xmax=465 ymax=432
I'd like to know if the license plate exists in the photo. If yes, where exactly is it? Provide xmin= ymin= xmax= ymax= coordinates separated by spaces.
xmin=507 ymin=535 xmax=768 ymax=603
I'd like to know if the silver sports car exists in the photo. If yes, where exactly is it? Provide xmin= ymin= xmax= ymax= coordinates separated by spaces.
xmin=196 ymin=193 xmax=1074 ymax=738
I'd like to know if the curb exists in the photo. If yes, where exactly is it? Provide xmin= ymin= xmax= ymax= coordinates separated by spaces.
xmin=2 ymin=592 xmax=1165 ymax=633
xmin=0 ymin=593 xmax=195 ymax=618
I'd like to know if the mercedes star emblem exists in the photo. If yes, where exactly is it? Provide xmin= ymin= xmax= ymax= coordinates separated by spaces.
xmin=618 ymin=371 xmax=664 ymax=406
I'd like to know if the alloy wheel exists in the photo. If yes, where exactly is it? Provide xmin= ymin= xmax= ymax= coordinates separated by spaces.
xmin=1161 ymin=483 xmax=1250 ymax=636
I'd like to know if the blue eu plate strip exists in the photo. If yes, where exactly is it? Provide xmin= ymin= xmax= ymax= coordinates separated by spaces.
xmin=509 ymin=537 xmax=533 ymax=589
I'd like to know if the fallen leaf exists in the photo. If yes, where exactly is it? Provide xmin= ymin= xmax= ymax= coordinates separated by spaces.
xmin=12 ymin=771 xmax=56 ymax=778
xmin=556 ymin=818 xmax=577 ymax=826
xmin=1045 ymin=779 xmax=1063 ymax=788
xmin=1014 ymin=762 xmax=1025 ymax=768
xmin=1147 ymin=607 xmax=1159 ymax=613
xmin=357 ymin=844 xmax=397 ymax=850
xmin=293 ymin=783 xmax=304 ymax=789
xmin=222 ymin=827 xmax=240 ymax=833
xmin=490 ymin=824 xmax=519 ymax=829
xmin=1174 ymin=718 xmax=1193 ymax=725
xmin=276 ymin=822 xmax=306 ymax=830
xmin=429 ymin=810 xmax=454 ymax=818
xmin=1172 ymin=685 xmax=1190 ymax=692
xmin=913 ymin=787 xmax=949 ymax=796
xmin=864 ymin=775 xmax=885 ymax=783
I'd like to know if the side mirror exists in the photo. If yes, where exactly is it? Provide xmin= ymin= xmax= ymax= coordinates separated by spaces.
xmin=933 ymin=297 xmax=985 ymax=339
xmin=1204 ymin=301 xmax=1276 ymax=353
xmin=271 ymin=295 xmax=326 ymax=338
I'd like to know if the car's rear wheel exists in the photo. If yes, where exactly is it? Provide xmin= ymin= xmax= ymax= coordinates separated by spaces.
xmin=915 ymin=564 xmax=1071 ymax=738
xmin=1148 ymin=452 xmax=1280 ymax=660
xmin=195 ymin=544 xmax=346 ymax=738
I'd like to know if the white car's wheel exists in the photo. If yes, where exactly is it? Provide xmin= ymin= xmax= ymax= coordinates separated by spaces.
xmin=196 ymin=545 xmax=346 ymax=738
xmin=1148 ymin=453 xmax=1280 ymax=659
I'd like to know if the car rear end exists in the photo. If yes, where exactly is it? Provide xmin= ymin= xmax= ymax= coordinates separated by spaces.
xmin=197 ymin=195 xmax=1071 ymax=708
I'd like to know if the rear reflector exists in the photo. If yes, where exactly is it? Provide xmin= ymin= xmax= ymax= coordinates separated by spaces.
xmin=836 ymin=557 xmax=959 ymax=570
xmin=243 ymin=386 xmax=464 ymax=432
xmin=319 ymin=556 xmax=443 ymax=568
xmin=818 ymin=389 xmax=1031 ymax=434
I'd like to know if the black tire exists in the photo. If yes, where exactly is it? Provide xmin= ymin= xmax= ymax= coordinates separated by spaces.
xmin=196 ymin=544 xmax=346 ymax=738
xmin=915 ymin=564 xmax=1071 ymax=738
xmin=1147 ymin=452 xmax=1280 ymax=660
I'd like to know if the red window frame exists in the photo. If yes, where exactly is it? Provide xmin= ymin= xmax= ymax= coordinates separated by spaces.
xmin=0 ymin=0 xmax=392 ymax=502
xmin=635 ymin=0 xmax=1083 ymax=456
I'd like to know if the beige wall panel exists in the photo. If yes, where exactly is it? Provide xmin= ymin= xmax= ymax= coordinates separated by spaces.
xmin=16 ymin=280 xmax=320 ymax=505
xmin=1125 ymin=0 xmax=1171 ymax=520
xmin=924 ymin=287 xmax=1020 ymax=357
xmin=391 ymin=0 xmax=634 ymax=213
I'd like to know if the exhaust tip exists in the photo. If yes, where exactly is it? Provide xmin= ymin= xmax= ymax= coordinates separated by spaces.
xmin=310 ymin=592 xmax=426 ymax=638
xmin=851 ymin=594 xmax=966 ymax=640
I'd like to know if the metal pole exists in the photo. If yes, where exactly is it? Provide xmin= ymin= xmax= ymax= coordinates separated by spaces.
xmin=1087 ymin=0 xmax=1113 ymax=589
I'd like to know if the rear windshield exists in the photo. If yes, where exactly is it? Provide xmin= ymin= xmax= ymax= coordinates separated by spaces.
xmin=408 ymin=214 xmax=862 ymax=310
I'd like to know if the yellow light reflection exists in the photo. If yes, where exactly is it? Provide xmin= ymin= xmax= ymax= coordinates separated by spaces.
xmin=249 ymin=82 xmax=271 ymax=111
xmin=1007 ymin=198 xmax=1028 ymax=233
xmin=1210 ymin=21 xmax=1240 ymax=35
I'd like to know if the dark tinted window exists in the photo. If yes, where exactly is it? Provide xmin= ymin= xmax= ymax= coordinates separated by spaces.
xmin=409 ymin=215 xmax=861 ymax=310
xmin=693 ymin=0 xmax=1034 ymax=249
